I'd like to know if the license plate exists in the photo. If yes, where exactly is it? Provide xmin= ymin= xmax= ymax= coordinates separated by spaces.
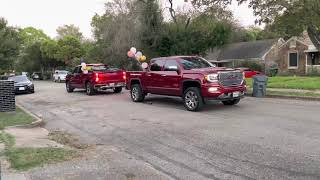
xmin=110 ymin=83 xmax=115 ymax=87
xmin=19 ymin=87 xmax=25 ymax=91
xmin=233 ymin=91 xmax=240 ymax=97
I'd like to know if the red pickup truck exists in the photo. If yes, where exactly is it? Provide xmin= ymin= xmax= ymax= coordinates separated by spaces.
xmin=66 ymin=64 xmax=126 ymax=95
xmin=126 ymin=56 xmax=246 ymax=111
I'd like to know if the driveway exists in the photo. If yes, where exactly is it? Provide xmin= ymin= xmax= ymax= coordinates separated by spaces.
xmin=17 ymin=81 xmax=320 ymax=180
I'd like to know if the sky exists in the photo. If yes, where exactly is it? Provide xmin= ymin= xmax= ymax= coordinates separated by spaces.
xmin=0 ymin=0 xmax=257 ymax=39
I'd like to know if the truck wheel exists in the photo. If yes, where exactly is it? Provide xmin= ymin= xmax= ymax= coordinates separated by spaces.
xmin=131 ymin=84 xmax=145 ymax=102
xmin=183 ymin=87 xmax=203 ymax=111
xmin=86 ymin=82 xmax=96 ymax=96
xmin=222 ymin=99 xmax=240 ymax=106
xmin=66 ymin=81 xmax=74 ymax=93
xmin=113 ymin=87 xmax=122 ymax=93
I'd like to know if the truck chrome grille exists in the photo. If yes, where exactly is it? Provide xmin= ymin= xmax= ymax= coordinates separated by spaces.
xmin=219 ymin=71 xmax=243 ymax=87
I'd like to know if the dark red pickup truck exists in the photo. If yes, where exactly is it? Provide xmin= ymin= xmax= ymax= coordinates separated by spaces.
xmin=66 ymin=64 xmax=126 ymax=95
xmin=126 ymin=56 xmax=246 ymax=111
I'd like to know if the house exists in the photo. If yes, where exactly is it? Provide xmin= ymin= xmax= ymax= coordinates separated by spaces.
xmin=206 ymin=31 xmax=320 ymax=75
xmin=277 ymin=31 xmax=320 ymax=75
xmin=205 ymin=38 xmax=285 ymax=73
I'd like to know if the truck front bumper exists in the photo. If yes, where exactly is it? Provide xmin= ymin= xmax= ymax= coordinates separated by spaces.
xmin=201 ymin=83 xmax=246 ymax=101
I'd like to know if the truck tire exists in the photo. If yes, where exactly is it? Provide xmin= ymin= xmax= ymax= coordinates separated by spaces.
xmin=114 ymin=87 xmax=122 ymax=93
xmin=183 ymin=87 xmax=203 ymax=111
xmin=222 ymin=99 xmax=240 ymax=106
xmin=86 ymin=82 xmax=96 ymax=96
xmin=131 ymin=84 xmax=145 ymax=102
xmin=66 ymin=81 xmax=74 ymax=93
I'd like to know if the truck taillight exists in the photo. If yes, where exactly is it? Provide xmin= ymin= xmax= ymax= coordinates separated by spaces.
xmin=123 ymin=71 xmax=126 ymax=80
xmin=95 ymin=73 xmax=99 ymax=82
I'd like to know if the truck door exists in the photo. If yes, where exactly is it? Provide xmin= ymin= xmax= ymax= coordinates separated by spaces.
xmin=161 ymin=59 xmax=181 ymax=96
xmin=145 ymin=60 xmax=165 ymax=94
xmin=70 ymin=66 xmax=82 ymax=88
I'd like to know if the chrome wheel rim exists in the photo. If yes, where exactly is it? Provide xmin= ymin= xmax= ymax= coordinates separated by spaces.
xmin=185 ymin=91 xmax=198 ymax=109
xmin=132 ymin=87 xmax=138 ymax=100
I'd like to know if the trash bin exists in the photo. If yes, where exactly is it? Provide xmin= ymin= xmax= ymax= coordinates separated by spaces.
xmin=252 ymin=75 xmax=268 ymax=97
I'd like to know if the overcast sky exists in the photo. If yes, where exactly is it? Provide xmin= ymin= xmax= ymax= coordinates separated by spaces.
xmin=0 ymin=0 xmax=257 ymax=39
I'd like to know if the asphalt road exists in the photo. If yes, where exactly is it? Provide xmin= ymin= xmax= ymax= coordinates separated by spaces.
xmin=17 ymin=81 xmax=320 ymax=180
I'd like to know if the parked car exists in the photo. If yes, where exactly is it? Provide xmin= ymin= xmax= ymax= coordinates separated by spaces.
xmin=8 ymin=75 xmax=35 ymax=94
xmin=65 ymin=64 xmax=126 ymax=95
xmin=31 ymin=72 xmax=43 ymax=80
xmin=235 ymin=68 xmax=261 ymax=78
xmin=53 ymin=70 xmax=69 ymax=83
xmin=126 ymin=56 xmax=246 ymax=111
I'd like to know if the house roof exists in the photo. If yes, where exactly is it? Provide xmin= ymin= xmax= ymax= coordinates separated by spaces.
xmin=206 ymin=39 xmax=282 ymax=62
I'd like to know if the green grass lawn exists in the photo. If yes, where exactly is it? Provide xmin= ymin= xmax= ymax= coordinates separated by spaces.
xmin=0 ymin=107 xmax=34 ymax=130
xmin=246 ymin=76 xmax=320 ymax=90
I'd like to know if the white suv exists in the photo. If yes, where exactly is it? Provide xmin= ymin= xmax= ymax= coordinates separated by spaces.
xmin=53 ymin=70 xmax=68 ymax=83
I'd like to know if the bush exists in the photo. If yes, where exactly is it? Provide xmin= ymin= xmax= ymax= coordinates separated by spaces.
xmin=237 ymin=60 xmax=264 ymax=72
xmin=308 ymin=66 xmax=320 ymax=76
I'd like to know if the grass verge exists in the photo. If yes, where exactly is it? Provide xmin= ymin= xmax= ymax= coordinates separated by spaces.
xmin=0 ymin=107 xmax=34 ymax=130
xmin=0 ymin=131 xmax=78 ymax=171
xmin=246 ymin=76 xmax=320 ymax=90
xmin=5 ymin=147 xmax=77 ymax=171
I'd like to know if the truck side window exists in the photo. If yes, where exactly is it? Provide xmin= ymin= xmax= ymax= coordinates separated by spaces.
xmin=150 ymin=60 xmax=165 ymax=71
xmin=164 ymin=60 xmax=179 ymax=71
xmin=72 ymin=67 xmax=78 ymax=74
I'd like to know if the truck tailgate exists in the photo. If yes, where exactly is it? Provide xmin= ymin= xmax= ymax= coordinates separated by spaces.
xmin=98 ymin=70 xmax=125 ymax=83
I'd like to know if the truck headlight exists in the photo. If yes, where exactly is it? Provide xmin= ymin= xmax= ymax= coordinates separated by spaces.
xmin=205 ymin=74 xmax=218 ymax=83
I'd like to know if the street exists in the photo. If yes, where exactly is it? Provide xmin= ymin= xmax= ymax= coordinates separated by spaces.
xmin=17 ymin=81 xmax=320 ymax=180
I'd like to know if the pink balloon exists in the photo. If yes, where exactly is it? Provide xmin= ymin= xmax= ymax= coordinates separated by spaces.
xmin=127 ymin=51 xmax=134 ymax=58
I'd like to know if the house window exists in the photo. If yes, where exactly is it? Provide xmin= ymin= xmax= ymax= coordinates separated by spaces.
xmin=289 ymin=52 xmax=298 ymax=68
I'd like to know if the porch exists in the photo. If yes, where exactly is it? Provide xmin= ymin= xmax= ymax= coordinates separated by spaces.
xmin=306 ymin=50 xmax=320 ymax=74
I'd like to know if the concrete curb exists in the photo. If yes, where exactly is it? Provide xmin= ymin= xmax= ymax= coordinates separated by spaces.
xmin=245 ymin=93 xmax=320 ymax=102
xmin=10 ymin=103 xmax=45 ymax=129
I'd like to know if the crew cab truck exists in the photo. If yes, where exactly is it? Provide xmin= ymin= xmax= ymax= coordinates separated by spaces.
xmin=66 ymin=64 xmax=126 ymax=96
xmin=126 ymin=56 xmax=246 ymax=111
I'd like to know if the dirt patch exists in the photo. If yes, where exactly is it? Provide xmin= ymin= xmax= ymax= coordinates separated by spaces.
xmin=48 ymin=131 xmax=91 ymax=150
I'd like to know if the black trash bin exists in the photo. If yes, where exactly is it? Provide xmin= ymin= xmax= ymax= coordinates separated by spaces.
xmin=252 ymin=75 xmax=268 ymax=97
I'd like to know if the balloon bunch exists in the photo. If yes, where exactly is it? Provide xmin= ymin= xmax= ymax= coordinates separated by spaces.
xmin=127 ymin=47 xmax=146 ymax=62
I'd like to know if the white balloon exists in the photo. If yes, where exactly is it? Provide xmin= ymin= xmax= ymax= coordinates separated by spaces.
xmin=136 ymin=51 xmax=142 ymax=57
xmin=141 ymin=62 xmax=148 ymax=69
xmin=130 ymin=47 xmax=137 ymax=54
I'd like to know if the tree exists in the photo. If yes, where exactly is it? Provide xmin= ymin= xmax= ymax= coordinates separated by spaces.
xmin=55 ymin=36 xmax=85 ymax=66
xmin=91 ymin=0 xmax=141 ymax=68
xmin=189 ymin=0 xmax=320 ymax=49
xmin=19 ymin=27 xmax=49 ymax=48
xmin=0 ymin=18 xmax=20 ymax=72
xmin=56 ymin=24 xmax=83 ymax=40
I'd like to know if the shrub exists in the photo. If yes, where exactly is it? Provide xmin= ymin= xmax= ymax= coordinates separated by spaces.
xmin=237 ymin=60 xmax=264 ymax=72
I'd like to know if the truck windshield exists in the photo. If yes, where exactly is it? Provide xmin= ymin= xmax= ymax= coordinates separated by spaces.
xmin=180 ymin=57 xmax=213 ymax=70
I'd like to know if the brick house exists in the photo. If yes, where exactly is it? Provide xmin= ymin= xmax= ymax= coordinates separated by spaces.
xmin=205 ymin=31 xmax=320 ymax=75
xmin=277 ymin=31 xmax=320 ymax=75
xmin=205 ymin=38 xmax=285 ymax=73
